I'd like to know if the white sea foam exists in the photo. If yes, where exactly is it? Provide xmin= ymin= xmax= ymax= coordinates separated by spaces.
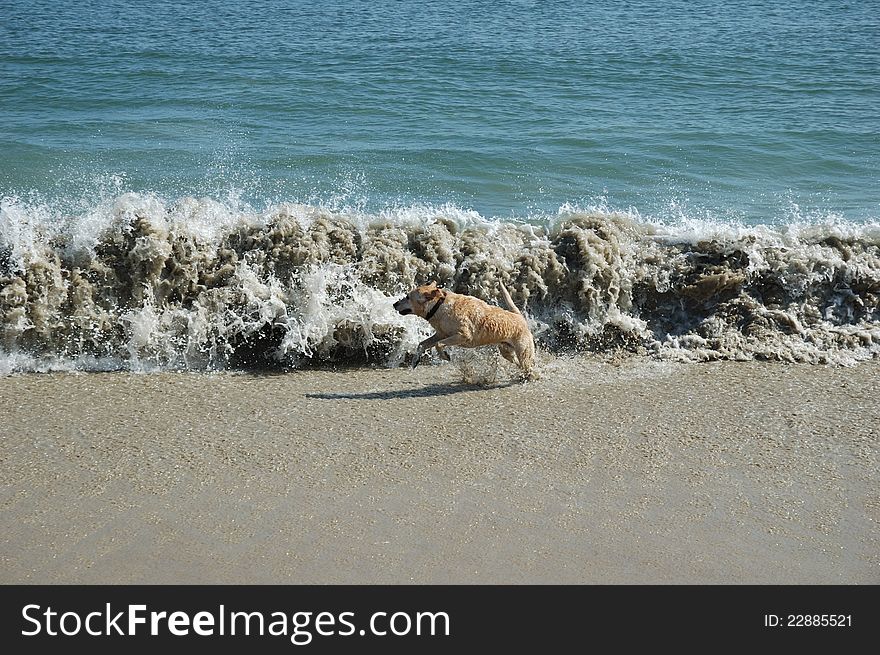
xmin=1 ymin=193 xmax=878 ymax=373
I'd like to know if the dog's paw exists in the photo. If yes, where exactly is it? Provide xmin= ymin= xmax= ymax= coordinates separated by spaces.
xmin=519 ymin=369 xmax=541 ymax=382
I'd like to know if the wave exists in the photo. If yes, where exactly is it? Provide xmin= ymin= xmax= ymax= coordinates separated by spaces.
xmin=1 ymin=193 xmax=878 ymax=373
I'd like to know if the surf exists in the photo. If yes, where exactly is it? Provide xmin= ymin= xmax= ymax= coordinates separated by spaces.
xmin=1 ymin=192 xmax=878 ymax=373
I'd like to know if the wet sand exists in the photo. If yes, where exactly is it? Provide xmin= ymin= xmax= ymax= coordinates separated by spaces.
xmin=1 ymin=358 xmax=877 ymax=584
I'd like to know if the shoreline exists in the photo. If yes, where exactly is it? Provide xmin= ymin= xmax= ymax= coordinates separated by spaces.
xmin=1 ymin=358 xmax=877 ymax=584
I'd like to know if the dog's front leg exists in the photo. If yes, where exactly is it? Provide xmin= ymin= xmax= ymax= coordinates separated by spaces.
xmin=435 ymin=344 xmax=451 ymax=361
xmin=412 ymin=333 xmax=445 ymax=369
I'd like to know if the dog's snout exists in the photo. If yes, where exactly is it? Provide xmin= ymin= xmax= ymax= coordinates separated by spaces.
xmin=394 ymin=297 xmax=412 ymax=315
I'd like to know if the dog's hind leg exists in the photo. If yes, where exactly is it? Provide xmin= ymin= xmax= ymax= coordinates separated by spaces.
xmin=498 ymin=343 xmax=519 ymax=366
xmin=513 ymin=336 xmax=538 ymax=380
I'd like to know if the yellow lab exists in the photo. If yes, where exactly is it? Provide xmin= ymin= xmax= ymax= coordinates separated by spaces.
xmin=394 ymin=281 xmax=537 ymax=379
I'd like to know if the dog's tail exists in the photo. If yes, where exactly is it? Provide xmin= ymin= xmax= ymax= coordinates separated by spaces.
xmin=498 ymin=282 xmax=522 ymax=316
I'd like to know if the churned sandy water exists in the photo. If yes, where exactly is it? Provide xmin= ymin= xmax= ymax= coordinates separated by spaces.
xmin=1 ymin=357 xmax=877 ymax=584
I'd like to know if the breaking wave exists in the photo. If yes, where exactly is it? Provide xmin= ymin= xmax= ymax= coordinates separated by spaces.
xmin=1 ymin=193 xmax=878 ymax=373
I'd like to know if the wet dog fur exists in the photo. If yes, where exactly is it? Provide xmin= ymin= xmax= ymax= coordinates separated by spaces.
xmin=393 ymin=282 xmax=537 ymax=379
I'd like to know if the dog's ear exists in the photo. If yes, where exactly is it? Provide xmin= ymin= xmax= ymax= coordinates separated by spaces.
xmin=426 ymin=280 xmax=438 ymax=289
xmin=426 ymin=287 xmax=442 ymax=299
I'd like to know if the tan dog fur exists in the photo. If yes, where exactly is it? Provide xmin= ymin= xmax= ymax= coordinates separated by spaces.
xmin=394 ymin=282 xmax=537 ymax=379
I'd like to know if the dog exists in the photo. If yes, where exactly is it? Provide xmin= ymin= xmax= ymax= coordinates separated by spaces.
xmin=393 ymin=281 xmax=537 ymax=379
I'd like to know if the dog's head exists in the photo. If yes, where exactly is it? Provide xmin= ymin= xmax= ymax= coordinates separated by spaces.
xmin=394 ymin=282 xmax=443 ymax=318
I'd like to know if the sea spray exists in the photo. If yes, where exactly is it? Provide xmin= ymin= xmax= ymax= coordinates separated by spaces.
xmin=1 ymin=193 xmax=878 ymax=372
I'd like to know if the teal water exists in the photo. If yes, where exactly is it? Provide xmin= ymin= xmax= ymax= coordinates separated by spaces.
xmin=1 ymin=0 xmax=878 ymax=221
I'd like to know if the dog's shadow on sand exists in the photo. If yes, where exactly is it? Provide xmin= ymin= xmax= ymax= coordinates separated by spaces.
xmin=306 ymin=380 xmax=520 ymax=401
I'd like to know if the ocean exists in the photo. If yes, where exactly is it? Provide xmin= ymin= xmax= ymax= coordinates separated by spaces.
xmin=1 ymin=0 xmax=878 ymax=371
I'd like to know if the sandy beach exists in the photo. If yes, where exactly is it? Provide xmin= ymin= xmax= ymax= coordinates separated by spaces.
xmin=1 ymin=357 xmax=877 ymax=584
